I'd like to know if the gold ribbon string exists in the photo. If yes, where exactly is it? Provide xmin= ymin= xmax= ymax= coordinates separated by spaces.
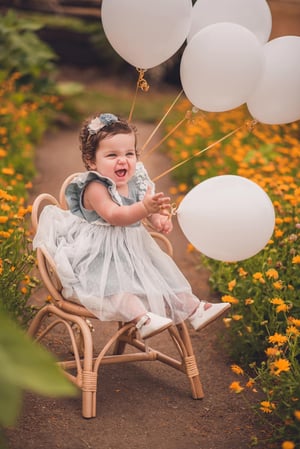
xmin=142 ymin=115 xmax=187 ymax=160
xmin=141 ymin=89 xmax=184 ymax=154
xmin=128 ymin=68 xmax=149 ymax=123
xmin=152 ymin=120 xmax=257 ymax=182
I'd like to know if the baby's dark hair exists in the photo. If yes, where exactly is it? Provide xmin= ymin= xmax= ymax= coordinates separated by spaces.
xmin=79 ymin=114 xmax=138 ymax=170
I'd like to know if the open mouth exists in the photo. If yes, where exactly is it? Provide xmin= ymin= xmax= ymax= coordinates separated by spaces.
xmin=115 ymin=169 xmax=127 ymax=178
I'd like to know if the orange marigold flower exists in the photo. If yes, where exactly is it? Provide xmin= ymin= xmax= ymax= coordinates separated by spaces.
xmin=286 ymin=326 xmax=300 ymax=336
xmin=271 ymin=358 xmax=291 ymax=376
xmin=275 ymin=229 xmax=283 ymax=238
xmin=238 ymin=267 xmax=248 ymax=277
xmin=273 ymin=280 xmax=283 ymax=290
xmin=268 ymin=333 xmax=288 ymax=346
xmin=231 ymin=364 xmax=244 ymax=375
xmin=266 ymin=268 xmax=279 ymax=280
xmin=276 ymin=304 xmax=290 ymax=313
xmin=2 ymin=167 xmax=15 ymax=175
xmin=260 ymin=400 xmax=276 ymax=413
xmin=294 ymin=410 xmax=300 ymax=421
xmin=270 ymin=297 xmax=284 ymax=305
xmin=245 ymin=298 xmax=254 ymax=305
xmin=222 ymin=294 xmax=239 ymax=304
xmin=289 ymin=318 xmax=300 ymax=328
xmin=292 ymin=255 xmax=300 ymax=264
xmin=229 ymin=381 xmax=244 ymax=393
xmin=246 ymin=378 xmax=255 ymax=389
xmin=282 ymin=441 xmax=295 ymax=449
xmin=228 ymin=279 xmax=236 ymax=291
xmin=232 ymin=314 xmax=243 ymax=321
xmin=253 ymin=272 xmax=263 ymax=280
xmin=0 ymin=216 xmax=8 ymax=223
xmin=265 ymin=347 xmax=280 ymax=358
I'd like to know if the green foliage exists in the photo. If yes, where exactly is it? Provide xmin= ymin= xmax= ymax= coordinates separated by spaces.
xmin=0 ymin=309 xmax=77 ymax=427
xmin=0 ymin=10 xmax=57 ymax=92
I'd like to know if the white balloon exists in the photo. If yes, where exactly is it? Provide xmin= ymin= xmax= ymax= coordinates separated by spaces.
xmin=177 ymin=175 xmax=275 ymax=262
xmin=247 ymin=36 xmax=300 ymax=125
xmin=180 ymin=23 xmax=264 ymax=112
xmin=188 ymin=0 xmax=272 ymax=44
xmin=101 ymin=0 xmax=192 ymax=69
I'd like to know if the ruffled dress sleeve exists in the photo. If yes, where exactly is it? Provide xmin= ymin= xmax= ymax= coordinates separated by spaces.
xmin=65 ymin=171 xmax=123 ymax=223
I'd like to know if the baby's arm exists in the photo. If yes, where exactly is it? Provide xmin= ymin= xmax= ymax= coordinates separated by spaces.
xmin=84 ymin=182 xmax=171 ymax=226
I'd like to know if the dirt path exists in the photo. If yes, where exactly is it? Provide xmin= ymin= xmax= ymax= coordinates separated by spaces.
xmin=5 ymin=118 xmax=267 ymax=449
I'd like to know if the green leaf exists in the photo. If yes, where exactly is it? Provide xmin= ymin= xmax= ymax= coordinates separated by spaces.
xmin=0 ymin=380 xmax=22 ymax=427
xmin=0 ymin=311 xmax=77 ymax=402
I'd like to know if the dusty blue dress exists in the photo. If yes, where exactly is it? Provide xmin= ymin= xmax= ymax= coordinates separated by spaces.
xmin=33 ymin=162 xmax=200 ymax=323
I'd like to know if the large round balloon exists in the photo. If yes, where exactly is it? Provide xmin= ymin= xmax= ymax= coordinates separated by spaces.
xmin=188 ymin=0 xmax=272 ymax=44
xmin=247 ymin=36 xmax=300 ymax=125
xmin=180 ymin=23 xmax=264 ymax=112
xmin=177 ymin=175 xmax=275 ymax=262
xmin=101 ymin=0 xmax=192 ymax=69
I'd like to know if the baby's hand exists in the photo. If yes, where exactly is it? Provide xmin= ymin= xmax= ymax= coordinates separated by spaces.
xmin=142 ymin=186 xmax=171 ymax=216
xmin=150 ymin=214 xmax=173 ymax=234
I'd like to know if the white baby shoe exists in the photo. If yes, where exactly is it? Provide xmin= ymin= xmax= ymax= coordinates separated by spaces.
xmin=136 ymin=312 xmax=173 ymax=339
xmin=189 ymin=302 xmax=231 ymax=331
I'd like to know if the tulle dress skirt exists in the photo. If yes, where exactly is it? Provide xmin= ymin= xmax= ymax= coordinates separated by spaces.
xmin=33 ymin=205 xmax=200 ymax=324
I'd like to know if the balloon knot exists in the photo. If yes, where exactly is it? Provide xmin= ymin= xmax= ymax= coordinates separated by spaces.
xmin=136 ymin=68 xmax=150 ymax=92
xmin=245 ymin=119 xmax=258 ymax=133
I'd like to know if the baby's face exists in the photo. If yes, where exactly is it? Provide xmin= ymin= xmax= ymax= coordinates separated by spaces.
xmin=90 ymin=132 xmax=137 ymax=188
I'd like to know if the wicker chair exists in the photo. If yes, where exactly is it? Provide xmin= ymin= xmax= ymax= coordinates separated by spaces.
xmin=28 ymin=173 xmax=204 ymax=418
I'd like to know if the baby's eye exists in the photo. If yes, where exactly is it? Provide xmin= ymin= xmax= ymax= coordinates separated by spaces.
xmin=126 ymin=151 xmax=135 ymax=157
xmin=106 ymin=153 xmax=116 ymax=158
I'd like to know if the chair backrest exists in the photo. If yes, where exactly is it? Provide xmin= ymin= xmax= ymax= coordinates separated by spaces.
xmin=32 ymin=173 xmax=174 ymax=312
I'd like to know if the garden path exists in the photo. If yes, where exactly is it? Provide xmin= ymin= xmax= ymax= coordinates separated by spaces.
xmin=6 ymin=113 xmax=267 ymax=449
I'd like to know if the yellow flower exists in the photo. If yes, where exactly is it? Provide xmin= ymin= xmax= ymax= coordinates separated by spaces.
xmin=231 ymin=364 xmax=244 ymax=375
xmin=238 ymin=267 xmax=247 ymax=277
xmin=229 ymin=381 xmax=244 ymax=393
xmin=270 ymin=297 xmax=284 ymax=305
xmin=232 ymin=314 xmax=243 ymax=321
xmin=260 ymin=400 xmax=276 ymax=413
xmin=286 ymin=326 xmax=300 ymax=336
xmin=246 ymin=378 xmax=255 ymax=389
xmin=266 ymin=268 xmax=279 ymax=280
xmin=273 ymin=280 xmax=283 ymax=290
xmin=178 ymin=183 xmax=188 ymax=192
xmin=275 ymin=303 xmax=290 ymax=313
xmin=282 ymin=441 xmax=295 ymax=449
xmin=265 ymin=347 xmax=281 ymax=358
xmin=228 ymin=279 xmax=236 ymax=291
xmin=289 ymin=318 xmax=300 ymax=328
xmin=253 ymin=272 xmax=263 ymax=280
xmin=222 ymin=294 xmax=239 ymax=304
xmin=268 ymin=333 xmax=288 ymax=346
xmin=271 ymin=358 xmax=291 ymax=376
xmin=2 ymin=167 xmax=15 ymax=175
xmin=292 ymin=255 xmax=300 ymax=264
xmin=0 ymin=216 xmax=8 ymax=223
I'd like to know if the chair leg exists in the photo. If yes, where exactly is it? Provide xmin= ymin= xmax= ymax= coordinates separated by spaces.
xmin=176 ymin=322 xmax=204 ymax=399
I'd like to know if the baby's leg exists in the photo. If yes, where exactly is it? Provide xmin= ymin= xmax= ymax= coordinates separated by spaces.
xmin=106 ymin=292 xmax=147 ymax=322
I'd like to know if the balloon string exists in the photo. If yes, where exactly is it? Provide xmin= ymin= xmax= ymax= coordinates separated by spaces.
xmin=141 ymin=89 xmax=184 ymax=153
xmin=152 ymin=123 xmax=250 ymax=182
xmin=128 ymin=68 xmax=149 ymax=122
xmin=142 ymin=115 xmax=187 ymax=160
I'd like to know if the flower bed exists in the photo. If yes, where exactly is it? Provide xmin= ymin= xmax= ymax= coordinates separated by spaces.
xmin=166 ymin=100 xmax=300 ymax=449
xmin=0 ymin=71 xmax=61 ymax=324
